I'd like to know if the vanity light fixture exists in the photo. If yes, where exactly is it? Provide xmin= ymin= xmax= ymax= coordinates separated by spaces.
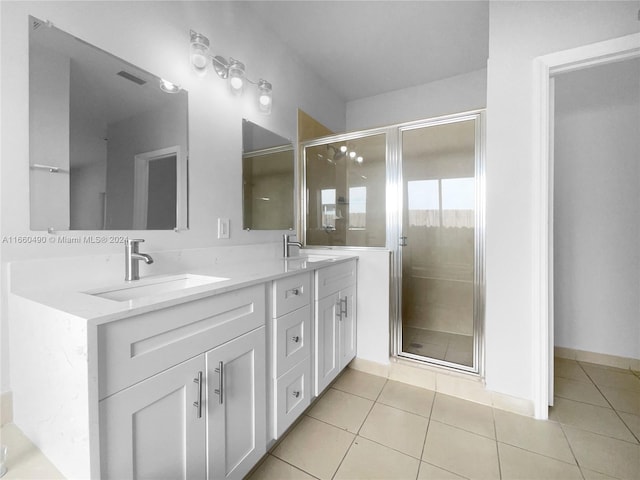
xmin=190 ymin=31 xmax=210 ymax=77
xmin=258 ymin=80 xmax=272 ymax=114
xmin=189 ymin=30 xmax=273 ymax=113
xmin=227 ymin=58 xmax=246 ymax=95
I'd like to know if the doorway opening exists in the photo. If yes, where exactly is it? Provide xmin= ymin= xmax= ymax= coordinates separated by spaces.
xmin=532 ymin=32 xmax=640 ymax=419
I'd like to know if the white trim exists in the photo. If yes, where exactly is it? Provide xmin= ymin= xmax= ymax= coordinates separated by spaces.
xmin=532 ymin=33 xmax=640 ymax=419
xmin=132 ymin=145 xmax=187 ymax=230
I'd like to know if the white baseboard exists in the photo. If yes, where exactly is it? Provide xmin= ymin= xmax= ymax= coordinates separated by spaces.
xmin=0 ymin=391 xmax=12 ymax=427
xmin=555 ymin=346 xmax=640 ymax=371
xmin=350 ymin=357 xmax=534 ymax=417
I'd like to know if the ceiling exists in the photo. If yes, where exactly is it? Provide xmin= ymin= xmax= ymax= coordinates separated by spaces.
xmin=246 ymin=1 xmax=489 ymax=102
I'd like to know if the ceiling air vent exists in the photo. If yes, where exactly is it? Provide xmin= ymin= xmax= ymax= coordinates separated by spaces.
xmin=117 ymin=71 xmax=146 ymax=86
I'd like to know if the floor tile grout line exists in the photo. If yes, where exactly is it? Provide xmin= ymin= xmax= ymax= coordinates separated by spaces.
xmin=556 ymin=422 xmax=593 ymax=480
xmin=355 ymin=429 xmax=429 ymax=463
xmin=329 ymin=434 xmax=358 ymax=480
xmin=575 ymin=360 xmax=640 ymax=444
xmin=426 ymin=416 xmax=497 ymax=442
xmin=267 ymin=453 xmax=322 ymax=480
xmin=419 ymin=390 xmax=438 ymax=463
xmin=553 ymin=390 xmax=611 ymax=409
xmin=494 ymin=437 xmax=581 ymax=467
xmin=490 ymin=404 xmax=503 ymax=480
xmin=355 ymin=379 xmax=385 ymax=437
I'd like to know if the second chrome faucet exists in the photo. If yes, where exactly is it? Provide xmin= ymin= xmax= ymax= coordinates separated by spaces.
xmin=282 ymin=234 xmax=303 ymax=258
xmin=125 ymin=238 xmax=154 ymax=281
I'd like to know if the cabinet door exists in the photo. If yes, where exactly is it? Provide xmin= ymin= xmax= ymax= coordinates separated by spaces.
xmin=99 ymin=356 xmax=206 ymax=480
xmin=339 ymin=284 xmax=357 ymax=370
xmin=206 ymin=327 xmax=266 ymax=480
xmin=315 ymin=293 xmax=340 ymax=395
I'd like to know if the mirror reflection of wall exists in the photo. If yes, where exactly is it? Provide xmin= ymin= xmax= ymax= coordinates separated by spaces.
xmin=29 ymin=16 xmax=188 ymax=231
xmin=242 ymin=119 xmax=294 ymax=230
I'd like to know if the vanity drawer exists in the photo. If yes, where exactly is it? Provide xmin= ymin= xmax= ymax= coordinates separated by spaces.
xmin=316 ymin=259 xmax=357 ymax=299
xmin=274 ymin=359 xmax=311 ymax=437
xmin=274 ymin=304 xmax=311 ymax=377
xmin=272 ymin=272 xmax=311 ymax=317
xmin=98 ymin=284 xmax=265 ymax=399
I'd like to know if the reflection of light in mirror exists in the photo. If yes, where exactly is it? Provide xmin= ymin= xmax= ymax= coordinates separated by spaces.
xmin=356 ymin=156 xmax=363 ymax=163
xmin=349 ymin=151 xmax=356 ymax=159
xmin=159 ymin=79 xmax=181 ymax=93
xmin=340 ymin=146 xmax=348 ymax=153
xmin=259 ymin=197 xmax=270 ymax=201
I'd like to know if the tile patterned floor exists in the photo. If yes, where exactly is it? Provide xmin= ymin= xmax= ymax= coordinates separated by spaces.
xmin=1 ymin=358 xmax=638 ymax=479
xmin=251 ymin=359 xmax=640 ymax=480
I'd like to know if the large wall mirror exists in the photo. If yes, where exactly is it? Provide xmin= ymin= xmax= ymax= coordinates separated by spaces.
xmin=29 ymin=16 xmax=189 ymax=231
xmin=242 ymin=119 xmax=294 ymax=230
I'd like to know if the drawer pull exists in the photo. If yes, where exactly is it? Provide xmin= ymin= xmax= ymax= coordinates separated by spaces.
xmin=288 ymin=287 xmax=301 ymax=296
xmin=193 ymin=371 xmax=203 ymax=418
xmin=214 ymin=361 xmax=224 ymax=405
xmin=291 ymin=335 xmax=300 ymax=343
xmin=292 ymin=390 xmax=301 ymax=398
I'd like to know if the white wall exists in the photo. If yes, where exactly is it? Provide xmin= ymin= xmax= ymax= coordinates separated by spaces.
xmin=485 ymin=1 xmax=639 ymax=401
xmin=346 ymin=69 xmax=487 ymax=131
xmin=0 ymin=0 xmax=346 ymax=395
xmin=554 ymin=58 xmax=640 ymax=360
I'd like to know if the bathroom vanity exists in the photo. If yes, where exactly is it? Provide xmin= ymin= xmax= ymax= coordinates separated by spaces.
xmin=8 ymin=254 xmax=357 ymax=479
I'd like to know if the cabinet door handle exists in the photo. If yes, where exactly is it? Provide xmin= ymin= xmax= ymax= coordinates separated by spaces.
xmin=288 ymin=287 xmax=301 ymax=296
xmin=214 ymin=361 xmax=224 ymax=405
xmin=291 ymin=335 xmax=300 ymax=343
xmin=340 ymin=297 xmax=348 ymax=318
xmin=292 ymin=390 xmax=301 ymax=398
xmin=193 ymin=371 xmax=203 ymax=418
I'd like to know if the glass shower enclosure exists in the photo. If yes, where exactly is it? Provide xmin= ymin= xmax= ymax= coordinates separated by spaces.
xmin=301 ymin=111 xmax=484 ymax=374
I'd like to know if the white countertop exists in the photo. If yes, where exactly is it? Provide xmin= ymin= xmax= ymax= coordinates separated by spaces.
xmin=11 ymin=254 xmax=357 ymax=325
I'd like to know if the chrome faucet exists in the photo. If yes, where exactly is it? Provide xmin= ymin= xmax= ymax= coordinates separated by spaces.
xmin=125 ymin=238 xmax=154 ymax=281
xmin=283 ymin=233 xmax=303 ymax=258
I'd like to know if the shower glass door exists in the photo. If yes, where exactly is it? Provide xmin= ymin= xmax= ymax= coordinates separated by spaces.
xmin=398 ymin=113 xmax=483 ymax=372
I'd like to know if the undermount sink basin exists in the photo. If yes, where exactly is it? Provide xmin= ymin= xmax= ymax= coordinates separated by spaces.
xmin=86 ymin=274 xmax=229 ymax=302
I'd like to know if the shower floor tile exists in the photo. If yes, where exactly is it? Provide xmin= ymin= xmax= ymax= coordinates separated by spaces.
xmin=402 ymin=326 xmax=473 ymax=367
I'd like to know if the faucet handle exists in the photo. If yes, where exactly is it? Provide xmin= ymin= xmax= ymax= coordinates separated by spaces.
xmin=126 ymin=238 xmax=145 ymax=246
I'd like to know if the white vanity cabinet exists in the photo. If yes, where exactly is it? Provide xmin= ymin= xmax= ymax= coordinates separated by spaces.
xmin=269 ymin=272 xmax=313 ymax=438
xmin=99 ymin=356 xmax=207 ymax=479
xmin=9 ymin=255 xmax=358 ymax=479
xmin=315 ymin=260 xmax=357 ymax=395
xmin=206 ymin=327 xmax=266 ymax=480
xmin=98 ymin=284 xmax=266 ymax=480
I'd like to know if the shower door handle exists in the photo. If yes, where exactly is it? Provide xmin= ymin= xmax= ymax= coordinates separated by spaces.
xmin=399 ymin=236 xmax=408 ymax=247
